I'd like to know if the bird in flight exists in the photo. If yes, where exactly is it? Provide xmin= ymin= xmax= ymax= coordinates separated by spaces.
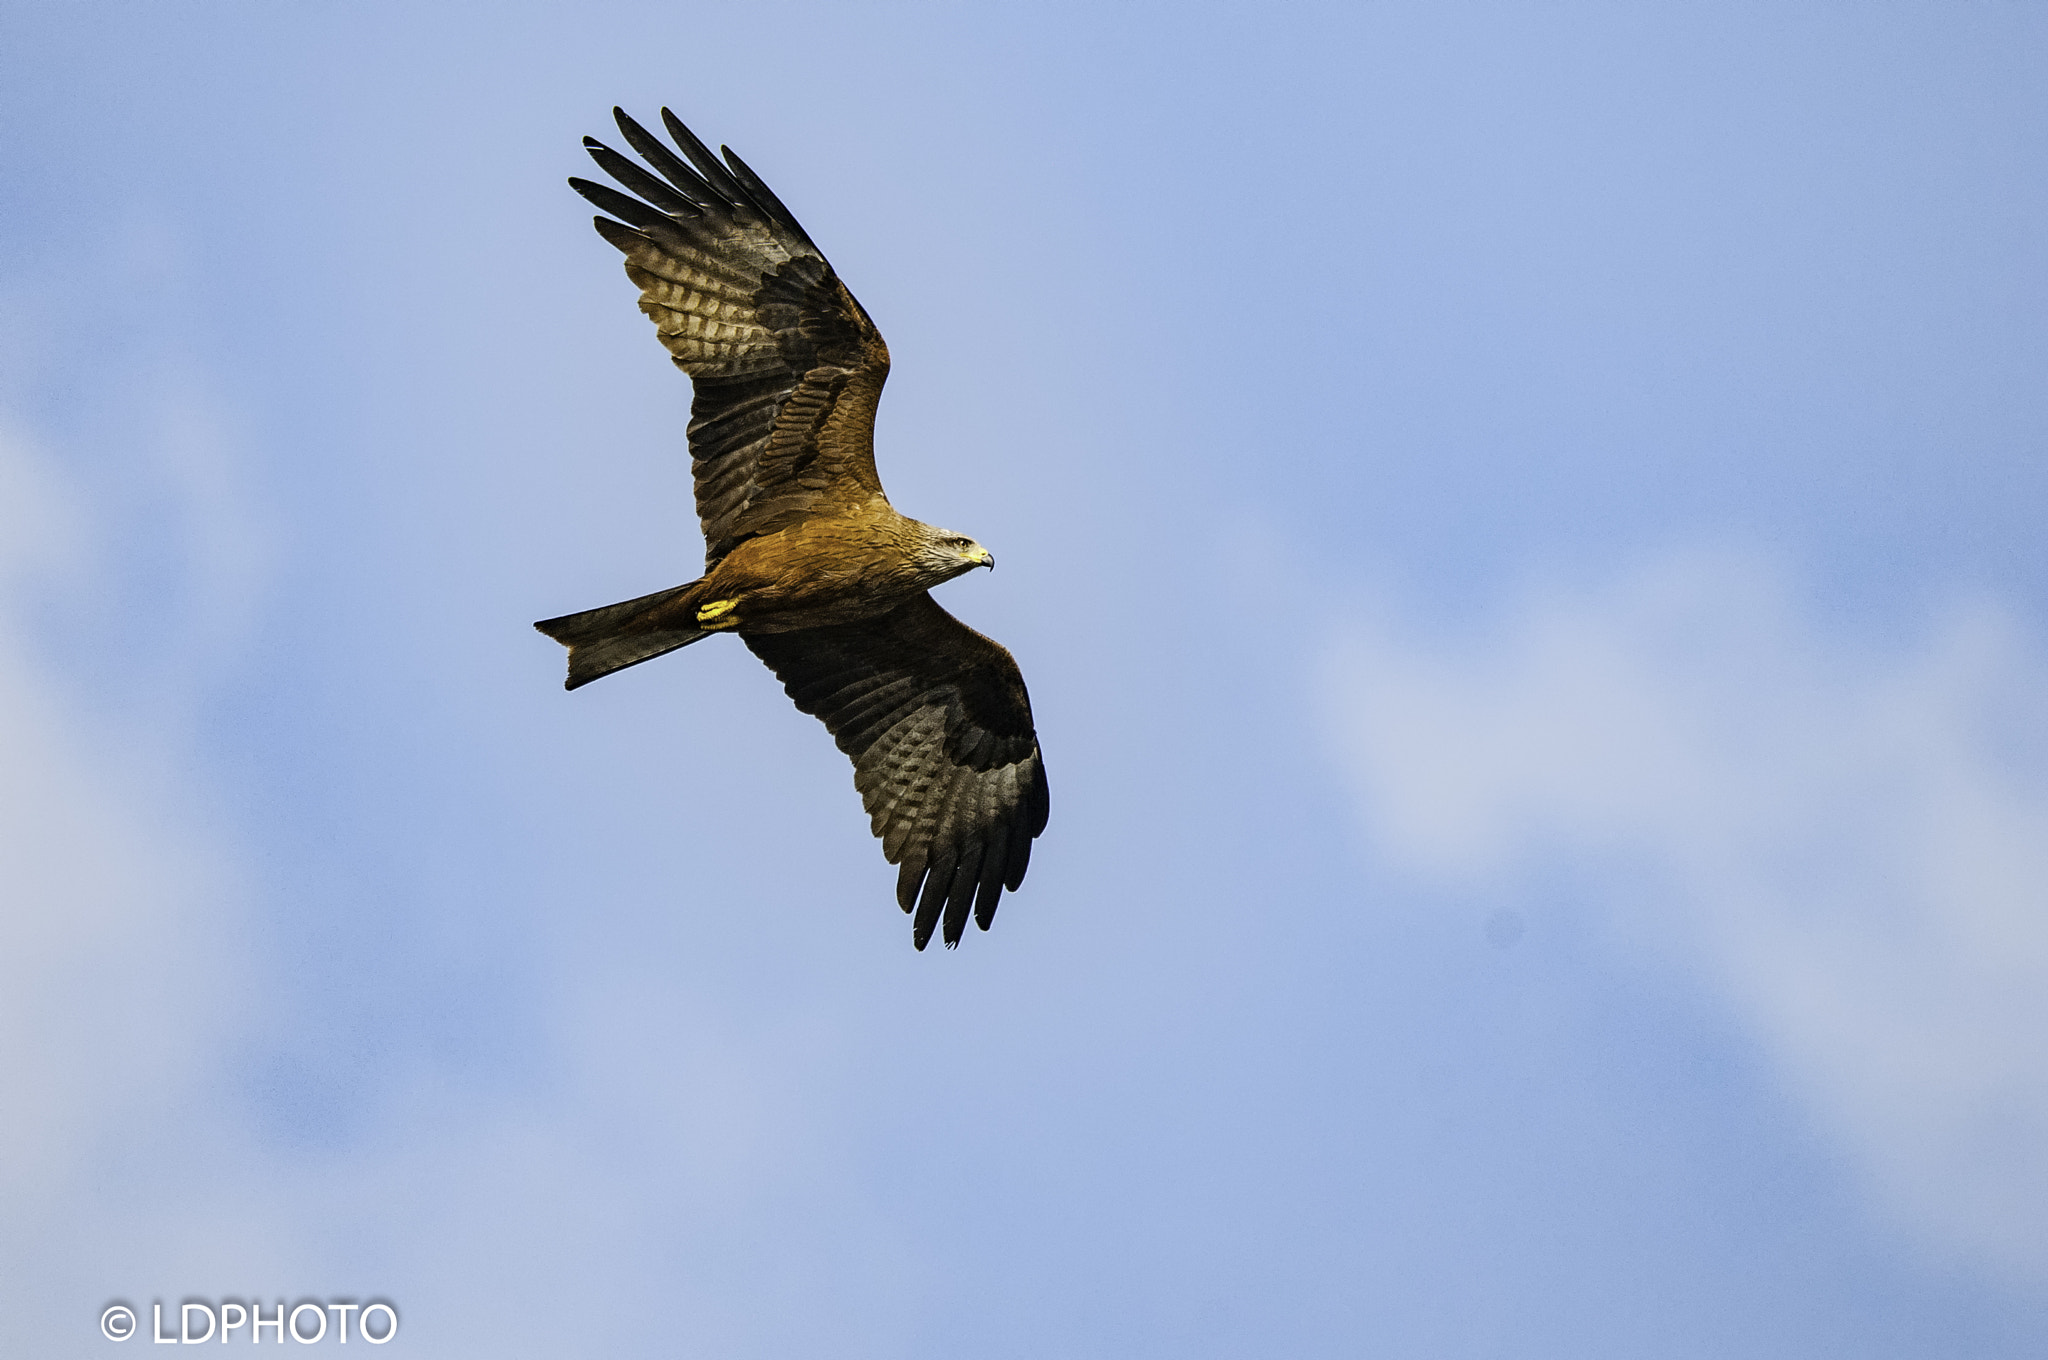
xmin=537 ymin=108 xmax=1049 ymax=950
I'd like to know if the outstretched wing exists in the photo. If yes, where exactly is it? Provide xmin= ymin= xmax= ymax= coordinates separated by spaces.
xmin=744 ymin=595 xmax=1050 ymax=950
xmin=573 ymin=108 xmax=892 ymax=566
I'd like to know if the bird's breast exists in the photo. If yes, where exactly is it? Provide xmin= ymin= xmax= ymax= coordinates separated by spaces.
xmin=712 ymin=515 xmax=929 ymax=631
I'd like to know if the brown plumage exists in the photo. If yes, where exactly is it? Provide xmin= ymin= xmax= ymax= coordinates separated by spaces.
xmin=535 ymin=107 xmax=1049 ymax=950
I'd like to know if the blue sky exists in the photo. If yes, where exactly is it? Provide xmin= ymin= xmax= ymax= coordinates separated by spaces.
xmin=4 ymin=1 xmax=2047 ymax=1355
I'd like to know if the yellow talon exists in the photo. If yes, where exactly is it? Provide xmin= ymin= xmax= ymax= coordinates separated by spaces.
xmin=696 ymin=597 xmax=741 ymax=628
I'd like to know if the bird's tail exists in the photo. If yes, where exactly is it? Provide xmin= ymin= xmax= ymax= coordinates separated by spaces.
xmin=534 ymin=580 xmax=709 ymax=690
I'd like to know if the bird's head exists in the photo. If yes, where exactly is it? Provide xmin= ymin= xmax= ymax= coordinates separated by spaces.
xmin=914 ymin=523 xmax=996 ymax=584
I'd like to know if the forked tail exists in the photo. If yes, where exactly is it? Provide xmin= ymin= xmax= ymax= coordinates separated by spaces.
xmin=534 ymin=581 xmax=709 ymax=690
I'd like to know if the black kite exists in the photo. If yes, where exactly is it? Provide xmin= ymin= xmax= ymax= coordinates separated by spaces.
xmin=536 ymin=108 xmax=1049 ymax=950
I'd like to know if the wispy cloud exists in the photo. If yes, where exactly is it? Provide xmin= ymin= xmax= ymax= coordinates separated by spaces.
xmin=1322 ymin=550 xmax=2048 ymax=1285
xmin=0 ymin=408 xmax=291 ymax=1332
xmin=0 ymin=400 xmax=900 ymax=1354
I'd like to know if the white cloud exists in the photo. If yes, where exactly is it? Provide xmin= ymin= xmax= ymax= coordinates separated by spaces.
xmin=0 ymin=403 xmax=896 ymax=1354
xmin=0 ymin=413 xmax=295 ymax=1331
xmin=1322 ymin=549 xmax=2048 ymax=1285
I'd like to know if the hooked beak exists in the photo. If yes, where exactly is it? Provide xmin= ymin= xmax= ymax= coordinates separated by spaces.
xmin=969 ymin=546 xmax=995 ymax=570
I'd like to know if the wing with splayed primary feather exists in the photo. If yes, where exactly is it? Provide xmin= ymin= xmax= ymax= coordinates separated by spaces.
xmin=743 ymin=594 xmax=1050 ymax=950
xmin=573 ymin=108 xmax=892 ymax=565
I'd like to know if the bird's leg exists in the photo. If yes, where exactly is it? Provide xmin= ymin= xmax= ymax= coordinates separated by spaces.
xmin=695 ymin=597 xmax=742 ymax=630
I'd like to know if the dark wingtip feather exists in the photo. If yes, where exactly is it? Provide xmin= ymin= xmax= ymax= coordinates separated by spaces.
xmin=568 ymin=176 xmax=669 ymax=230
xmin=582 ymin=139 xmax=701 ymax=218
xmin=720 ymin=145 xmax=818 ymax=250
xmin=913 ymin=857 xmax=952 ymax=950
xmin=590 ymin=215 xmax=647 ymax=254
xmin=660 ymin=107 xmax=752 ymax=204
xmin=610 ymin=106 xmax=652 ymax=147
xmin=1004 ymin=832 xmax=1033 ymax=893
xmin=940 ymin=854 xmax=979 ymax=947
xmin=974 ymin=827 xmax=1008 ymax=929
xmin=612 ymin=107 xmax=722 ymax=207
